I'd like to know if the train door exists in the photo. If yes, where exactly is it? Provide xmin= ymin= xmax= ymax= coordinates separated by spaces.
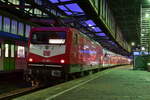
xmin=0 ymin=42 xmax=3 ymax=71
xmin=16 ymin=44 xmax=27 ymax=70
xmin=3 ymin=42 xmax=15 ymax=71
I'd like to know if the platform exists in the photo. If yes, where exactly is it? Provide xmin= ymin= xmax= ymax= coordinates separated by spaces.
xmin=14 ymin=65 xmax=150 ymax=100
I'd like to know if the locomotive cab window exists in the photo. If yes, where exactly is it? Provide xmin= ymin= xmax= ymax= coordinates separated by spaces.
xmin=0 ymin=44 xmax=1 ymax=57
xmin=31 ymin=31 xmax=66 ymax=44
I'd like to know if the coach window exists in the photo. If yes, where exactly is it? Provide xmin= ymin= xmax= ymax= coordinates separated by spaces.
xmin=18 ymin=22 xmax=24 ymax=36
xmin=5 ymin=44 xmax=9 ymax=57
xmin=25 ymin=24 xmax=31 ymax=38
xmin=11 ymin=45 xmax=14 ymax=58
xmin=0 ymin=16 xmax=2 ymax=31
xmin=0 ymin=44 xmax=1 ymax=57
xmin=17 ymin=46 xmax=25 ymax=58
xmin=4 ymin=17 xmax=10 ymax=33
xmin=11 ymin=19 xmax=17 ymax=34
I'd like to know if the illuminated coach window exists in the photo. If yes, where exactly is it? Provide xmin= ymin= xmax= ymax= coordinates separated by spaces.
xmin=11 ymin=45 xmax=14 ymax=58
xmin=0 ymin=44 xmax=1 ymax=57
xmin=0 ymin=16 xmax=2 ymax=31
xmin=11 ymin=20 xmax=17 ymax=34
xmin=17 ymin=46 xmax=25 ymax=58
xmin=18 ymin=22 xmax=24 ymax=36
xmin=4 ymin=17 xmax=10 ymax=32
xmin=25 ymin=25 xmax=31 ymax=38
xmin=5 ymin=44 xmax=9 ymax=57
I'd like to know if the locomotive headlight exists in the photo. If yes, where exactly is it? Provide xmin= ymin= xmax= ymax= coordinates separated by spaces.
xmin=29 ymin=58 xmax=33 ymax=62
xmin=60 ymin=59 xmax=65 ymax=64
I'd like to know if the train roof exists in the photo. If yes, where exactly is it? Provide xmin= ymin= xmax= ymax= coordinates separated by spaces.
xmin=31 ymin=27 xmax=102 ymax=47
xmin=31 ymin=27 xmax=74 ymax=32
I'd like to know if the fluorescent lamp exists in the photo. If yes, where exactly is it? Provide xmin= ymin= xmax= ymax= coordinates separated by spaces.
xmin=49 ymin=39 xmax=65 ymax=44
xmin=131 ymin=42 xmax=135 ymax=46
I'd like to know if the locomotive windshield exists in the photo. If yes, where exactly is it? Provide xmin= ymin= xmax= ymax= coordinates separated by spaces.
xmin=31 ymin=31 xmax=66 ymax=44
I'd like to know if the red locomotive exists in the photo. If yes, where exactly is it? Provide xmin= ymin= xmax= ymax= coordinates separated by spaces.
xmin=25 ymin=27 xmax=130 ymax=84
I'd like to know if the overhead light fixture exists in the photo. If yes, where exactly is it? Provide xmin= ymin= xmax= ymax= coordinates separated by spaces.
xmin=96 ymin=33 xmax=106 ymax=36
xmin=141 ymin=47 xmax=145 ymax=51
xmin=131 ymin=42 xmax=135 ymax=46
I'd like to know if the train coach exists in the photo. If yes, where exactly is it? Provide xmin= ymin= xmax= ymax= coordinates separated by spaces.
xmin=102 ymin=49 xmax=131 ymax=67
xmin=25 ymin=27 xmax=130 ymax=84
xmin=0 ymin=9 xmax=37 ymax=73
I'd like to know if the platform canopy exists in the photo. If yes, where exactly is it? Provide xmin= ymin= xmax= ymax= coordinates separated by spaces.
xmin=0 ymin=0 xmax=141 ymax=56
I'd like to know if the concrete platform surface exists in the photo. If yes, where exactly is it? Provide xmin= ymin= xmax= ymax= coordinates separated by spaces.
xmin=14 ymin=65 xmax=150 ymax=100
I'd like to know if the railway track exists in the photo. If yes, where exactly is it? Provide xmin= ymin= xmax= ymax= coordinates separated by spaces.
xmin=0 ymin=64 xmax=131 ymax=100
xmin=0 ymin=80 xmax=64 ymax=100
xmin=0 ymin=85 xmax=41 ymax=100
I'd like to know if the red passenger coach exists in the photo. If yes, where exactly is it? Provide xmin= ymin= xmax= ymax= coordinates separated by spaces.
xmin=25 ymin=27 xmax=130 ymax=84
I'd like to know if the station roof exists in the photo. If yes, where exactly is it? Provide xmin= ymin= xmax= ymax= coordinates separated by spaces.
xmin=1 ymin=0 xmax=147 ymax=56
xmin=109 ymin=0 xmax=150 ymax=46
xmin=108 ymin=0 xmax=141 ymax=45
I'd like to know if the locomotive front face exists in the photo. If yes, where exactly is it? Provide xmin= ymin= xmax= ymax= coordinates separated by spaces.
xmin=27 ymin=31 xmax=68 ymax=77
xmin=28 ymin=31 xmax=66 ymax=62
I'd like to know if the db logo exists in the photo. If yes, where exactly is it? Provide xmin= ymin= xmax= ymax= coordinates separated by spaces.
xmin=43 ymin=50 xmax=50 ymax=56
